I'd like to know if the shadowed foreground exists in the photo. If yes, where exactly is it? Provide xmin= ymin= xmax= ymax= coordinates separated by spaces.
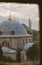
xmin=0 ymin=61 xmax=40 ymax=65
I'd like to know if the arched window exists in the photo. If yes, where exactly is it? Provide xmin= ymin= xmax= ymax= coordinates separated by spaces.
xmin=29 ymin=38 xmax=32 ymax=43
xmin=11 ymin=31 xmax=15 ymax=35
xmin=23 ymin=39 xmax=25 ymax=45
xmin=26 ymin=38 xmax=28 ymax=43
xmin=2 ymin=40 xmax=9 ymax=47
xmin=0 ymin=31 xmax=2 ymax=35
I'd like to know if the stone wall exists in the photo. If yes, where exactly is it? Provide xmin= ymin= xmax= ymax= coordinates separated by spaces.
xmin=3 ymin=51 xmax=27 ymax=62
xmin=0 ymin=36 xmax=33 ymax=49
xmin=3 ymin=53 xmax=16 ymax=60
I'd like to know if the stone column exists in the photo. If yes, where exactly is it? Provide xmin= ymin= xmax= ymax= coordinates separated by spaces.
xmin=21 ymin=51 xmax=27 ymax=62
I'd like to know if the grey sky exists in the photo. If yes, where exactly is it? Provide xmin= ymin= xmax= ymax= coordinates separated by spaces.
xmin=0 ymin=3 xmax=39 ymax=30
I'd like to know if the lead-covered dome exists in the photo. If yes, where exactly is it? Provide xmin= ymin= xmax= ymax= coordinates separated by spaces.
xmin=0 ymin=19 xmax=27 ymax=35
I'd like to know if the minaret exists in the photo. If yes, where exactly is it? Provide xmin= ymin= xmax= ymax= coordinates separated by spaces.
xmin=29 ymin=18 xmax=31 ymax=30
xmin=8 ymin=13 xmax=12 ymax=20
xmin=29 ymin=17 xmax=33 ymax=43
xmin=29 ymin=17 xmax=31 ymax=31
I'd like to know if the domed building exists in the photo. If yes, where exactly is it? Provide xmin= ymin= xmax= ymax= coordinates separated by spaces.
xmin=0 ymin=15 xmax=33 ymax=61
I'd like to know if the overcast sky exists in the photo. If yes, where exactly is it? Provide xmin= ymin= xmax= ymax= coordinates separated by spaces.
xmin=0 ymin=3 xmax=39 ymax=30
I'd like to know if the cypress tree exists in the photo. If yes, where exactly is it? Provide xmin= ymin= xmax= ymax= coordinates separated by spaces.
xmin=0 ymin=44 xmax=3 ymax=61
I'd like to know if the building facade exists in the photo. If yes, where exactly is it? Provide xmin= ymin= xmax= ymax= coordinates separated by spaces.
xmin=0 ymin=18 xmax=33 ymax=61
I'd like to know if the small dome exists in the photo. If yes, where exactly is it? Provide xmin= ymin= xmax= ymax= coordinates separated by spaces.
xmin=2 ymin=47 xmax=17 ymax=53
xmin=0 ymin=19 xmax=27 ymax=35
xmin=23 ymin=43 xmax=34 ymax=51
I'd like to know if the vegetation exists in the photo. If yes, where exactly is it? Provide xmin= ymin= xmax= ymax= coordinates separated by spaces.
xmin=0 ymin=54 xmax=16 ymax=63
xmin=0 ymin=44 xmax=3 ymax=61
xmin=27 ymin=30 xmax=32 ymax=34
xmin=22 ymin=24 xmax=32 ymax=34
xmin=26 ymin=42 xmax=40 ymax=61
xmin=0 ymin=56 xmax=16 ymax=63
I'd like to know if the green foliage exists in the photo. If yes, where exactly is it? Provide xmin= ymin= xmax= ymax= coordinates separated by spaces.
xmin=26 ymin=43 xmax=40 ymax=61
xmin=0 ymin=55 xmax=16 ymax=62
xmin=27 ymin=30 xmax=32 ymax=34
xmin=22 ymin=24 xmax=32 ymax=34
xmin=0 ymin=44 xmax=3 ymax=61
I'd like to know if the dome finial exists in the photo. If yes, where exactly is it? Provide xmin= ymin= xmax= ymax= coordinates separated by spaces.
xmin=8 ymin=13 xmax=12 ymax=20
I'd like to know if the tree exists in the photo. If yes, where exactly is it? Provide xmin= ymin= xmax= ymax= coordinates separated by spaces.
xmin=26 ymin=43 xmax=40 ymax=61
xmin=0 ymin=44 xmax=3 ymax=61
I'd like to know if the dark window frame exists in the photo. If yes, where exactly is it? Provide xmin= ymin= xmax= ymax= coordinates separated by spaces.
xmin=11 ymin=31 xmax=15 ymax=35
xmin=0 ymin=31 xmax=2 ymax=35
xmin=2 ymin=40 xmax=9 ymax=47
